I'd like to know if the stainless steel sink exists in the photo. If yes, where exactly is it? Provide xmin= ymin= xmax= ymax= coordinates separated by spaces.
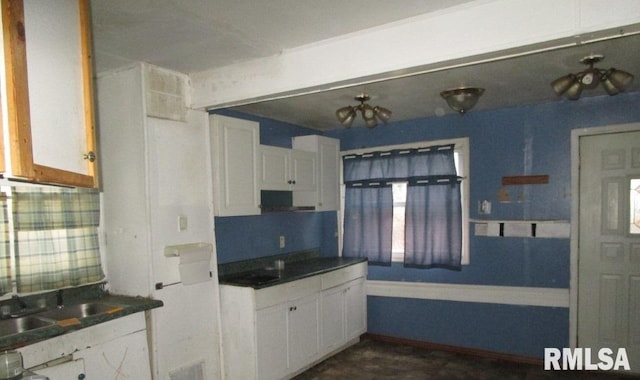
xmin=36 ymin=302 xmax=122 ymax=320
xmin=0 ymin=316 xmax=54 ymax=337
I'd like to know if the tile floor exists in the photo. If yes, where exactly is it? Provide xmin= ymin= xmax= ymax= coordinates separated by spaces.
xmin=295 ymin=338 xmax=638 ymax=379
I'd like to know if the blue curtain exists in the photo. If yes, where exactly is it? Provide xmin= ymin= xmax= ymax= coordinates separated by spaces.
xmin=343 ymin=144 xmax=462 ymax=269
xmin=343 ymin=183 xmax=392 ymax=265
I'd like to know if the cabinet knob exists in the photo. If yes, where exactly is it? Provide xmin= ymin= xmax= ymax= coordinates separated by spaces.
xmin=78 ymin=374 xmax=86 ymax=380
xmin=83 ymin=151 xmax=97 ymax=162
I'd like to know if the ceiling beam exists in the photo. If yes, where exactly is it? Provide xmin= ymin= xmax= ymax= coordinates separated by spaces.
xmin=190 ymin=0 xmax=640 ymax=110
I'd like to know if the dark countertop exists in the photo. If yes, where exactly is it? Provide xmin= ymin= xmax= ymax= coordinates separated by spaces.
xmin=0 ymin=294 xmax=163 ymax=350
xmin=219 ymin=256 xmax=367 ymax=289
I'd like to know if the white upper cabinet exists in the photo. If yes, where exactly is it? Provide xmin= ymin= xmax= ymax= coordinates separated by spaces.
xmin=210 ymin=114 xmax=261 ymax=216
xmin=293 ymin=135 xmax=340 ymax=211
xmin=0 ymin=0 xmax=98 ymax=188
xmin=259 ymin=144 xmax=316 ymax=192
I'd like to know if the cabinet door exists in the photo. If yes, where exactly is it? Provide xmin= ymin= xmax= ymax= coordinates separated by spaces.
xmin=210 ymin=115 xmax=260 ymax=216
xmin=317 ymin=138 xmax=340 ymax=210
xmin=32 ymin=359 xmax=85 ymax=380
xmin=257 ymin=303 xmax=288 ymax=380
xmin=1 ymin=0 xmax=98 ymax=188
xmin=288 ymin=294 xmax=320 ymax=373
xmin=321 ymin=285 xmax=346 ymax=354
xmin=73 ymin=329 xmax=151 ymax=379
xmin=291 ymin=150 xmax=316 ymax=192
xmin=346 ymin=279 xmax=367 ymax=340
xmin=259 ymin=145 xmax=290 ymax=190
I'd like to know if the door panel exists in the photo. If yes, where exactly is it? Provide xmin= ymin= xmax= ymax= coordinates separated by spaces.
xmin=578 ymin=130 xmax=640 ymax=373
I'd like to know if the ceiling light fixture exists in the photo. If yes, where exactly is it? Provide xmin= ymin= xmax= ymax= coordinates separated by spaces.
xmin=551 ymin=54 xmax=634 ymax=100
xmin=440 ymin=87 xmax=485 ymax=114
xmin=335 ymin=93 xmax=391 ymax=128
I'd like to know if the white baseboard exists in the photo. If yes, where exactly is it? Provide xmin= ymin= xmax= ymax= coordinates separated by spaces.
xmin=366 ymin=280 xmax=569 ymax=308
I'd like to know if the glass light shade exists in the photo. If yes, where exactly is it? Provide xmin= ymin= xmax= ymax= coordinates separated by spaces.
xmin=607 ymin=68 xmax=634 ymax=91
xmin=602 ymin=77 xmax=621 ymax=95
xmin=551 ymin=74 xmax=576 ymax=95
xmin=565 ymin=80 xmax=583 ymax=100
xmin=336 ymin=106 xmax=356 ymax=127
xmin=364 ymin=117 xmax=378 ymax=128
xmin=373 ymin=106 xmax=392 ymax=122
xmin=440 ymin=87 xmax=485 ymax=114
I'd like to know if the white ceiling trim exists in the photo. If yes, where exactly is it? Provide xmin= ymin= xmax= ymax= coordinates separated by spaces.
xmin=190 ymin=0 xmax=640 ymax=110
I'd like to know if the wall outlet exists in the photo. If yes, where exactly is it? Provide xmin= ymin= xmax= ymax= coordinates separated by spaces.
xmin=279 ymin=235 xmax=285 ymax=248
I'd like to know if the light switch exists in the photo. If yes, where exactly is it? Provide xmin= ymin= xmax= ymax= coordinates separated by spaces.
xmin=178 ymin=216 xmax=188 ymax=232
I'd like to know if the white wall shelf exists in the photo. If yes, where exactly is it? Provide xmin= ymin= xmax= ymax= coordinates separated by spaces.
xmin=471 ymin=219 xmax=570 ymax=238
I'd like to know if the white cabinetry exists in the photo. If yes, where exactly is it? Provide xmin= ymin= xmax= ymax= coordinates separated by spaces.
xmin=260 ymin=145 xmax=316 ymax=191
xmin=320 ymin=264 xmax=367 ymax=354
xmin=19 ymin=313 xmax=150 ymax=380
xmin=293 ymin=135 xmax=340 ymax=211
xmin=0 ymin=0 xmax=98 ymax=188
xmin=220 ymin=261 xmax=366 ymax=380
xmin=210 ymin=114 xmax=261 ymax=216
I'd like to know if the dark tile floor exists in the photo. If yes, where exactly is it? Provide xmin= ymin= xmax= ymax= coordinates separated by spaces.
xmin=295 ymin=338 xmax=639 ymax=380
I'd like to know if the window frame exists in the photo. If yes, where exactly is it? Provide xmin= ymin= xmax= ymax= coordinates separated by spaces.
xmin=339 ymin=137 xmax=470 ymax=265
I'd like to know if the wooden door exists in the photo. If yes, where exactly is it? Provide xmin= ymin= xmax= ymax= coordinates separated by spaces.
xmin=578 ymin=130 xmax=640 ymax=372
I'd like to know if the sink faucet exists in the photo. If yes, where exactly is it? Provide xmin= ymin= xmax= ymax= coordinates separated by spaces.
xmin=12 ymin=295 xmax=27 ymax=310
xmin=57 ymin=289 xmax=64 ymax=309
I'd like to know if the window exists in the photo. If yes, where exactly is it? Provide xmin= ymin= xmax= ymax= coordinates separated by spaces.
xmin=0 ymin=185 xmax=104 ymax=296
xmin=391 ymin=147 xmax=469 ymax=264
xmin=342 ymin=138 xmax=469 ymax=266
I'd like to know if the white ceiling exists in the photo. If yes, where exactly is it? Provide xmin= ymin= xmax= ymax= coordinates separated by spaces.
xmin=90 ymin=1 xmax=640 ymax=130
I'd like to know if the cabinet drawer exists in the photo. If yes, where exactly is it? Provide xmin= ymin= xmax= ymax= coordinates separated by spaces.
xmin=321 ymin=262 xmax=367 ymax=290
xmin=256 ymin=276 xmax=321 ymax=310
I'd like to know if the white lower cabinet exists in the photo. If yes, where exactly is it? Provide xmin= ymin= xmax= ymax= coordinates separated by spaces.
xmin=321 ymin=278 xmax=367 ymax=354
xmin=18 ymin=313 xmax=151 ymax=380
xmin=287 ymin=294 xmax=320 ymax=371
xmin=220 ymin=261 xmax=367 ymax=380
xmin=31 ymin=359 xmax=85 ymax=379
xmin=256 ymin=303 xmax=288 ymax=380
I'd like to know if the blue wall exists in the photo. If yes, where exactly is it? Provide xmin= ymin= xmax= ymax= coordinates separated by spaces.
xmin=213 ymin=93 xmax=640 ymax=358
xmin=323 ymin=92 xmax=640 ymax=358
xmin=212 ymin=110 xmax=340 ymax=264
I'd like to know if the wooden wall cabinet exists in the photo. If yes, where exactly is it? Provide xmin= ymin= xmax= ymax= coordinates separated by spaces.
xmin=0 ymin=0 xmax=98 ymax=188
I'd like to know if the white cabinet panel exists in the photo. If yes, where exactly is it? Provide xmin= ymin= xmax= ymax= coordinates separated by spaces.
xmin=75 ymin=329 xmax=151 ymax=379
xmin=210 ymin=115 xmax=261 ymax=216
xmin=260 ymin=145 xmax=316 ymax=192
xmin=32 ymin=359 xmax=85 ymax=380
xmin=292 ymin=135 xmax=340 ymax=211
xmin=346 ymin=279 xmax=367 ymax=340
xmin=256 ymin=304 xmax=288 ymax=380
xmin=288 ymin=294 xmax=320 ymax=370
xmin=260 ymin=145 xmax=291 ymax=191
xmin=220 ymin=262 xmax=366 ymax=380
xmin=321 ymin=286 xmax=346 ymax=353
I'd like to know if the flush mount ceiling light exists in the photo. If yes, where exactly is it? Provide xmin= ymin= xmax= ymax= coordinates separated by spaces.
xmin=551 ymin=54 xmax=634 ymax=100
xmin=440 ymin=87 xmax=485 ymax=114
xmin=335 ymin=93 xmax=391 ymax=128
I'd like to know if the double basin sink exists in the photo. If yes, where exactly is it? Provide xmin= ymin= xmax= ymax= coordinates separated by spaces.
xmin=0 ymin=302 xmax=123 ymax=338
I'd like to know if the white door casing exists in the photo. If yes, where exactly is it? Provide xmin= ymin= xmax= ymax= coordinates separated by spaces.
xmin=577 ymin=128 xmax=640 ymax=372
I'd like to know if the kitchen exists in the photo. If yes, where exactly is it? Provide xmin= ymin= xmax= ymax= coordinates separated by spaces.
xmin=0 ymin=1 xmax=639 ymax=379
